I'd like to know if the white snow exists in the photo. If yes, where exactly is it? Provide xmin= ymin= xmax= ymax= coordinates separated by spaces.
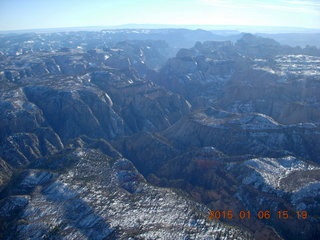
xmin=76 ymin=150 xmax=85 ymax=157
xmin=230 ymin=113 xmax=281 ymax=130
xmin=241 ymin=156 xmax=319 ymax=192
xmin=275 ymin=54 xmax=320 ymax=76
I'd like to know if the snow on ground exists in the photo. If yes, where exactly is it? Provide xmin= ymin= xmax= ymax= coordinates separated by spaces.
xmin=240 ymin=156 xmax=319 ymax=192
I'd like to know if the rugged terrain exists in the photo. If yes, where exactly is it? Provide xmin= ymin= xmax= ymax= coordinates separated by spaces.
xmin=0 ymin=30 xmax=319 ymax=239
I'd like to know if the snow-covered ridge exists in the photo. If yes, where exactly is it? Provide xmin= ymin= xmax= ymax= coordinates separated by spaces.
xmin=194 ymin=111 xmax=281 ymax=130
xmin=253 ymin=54 xmax=320 ymax=77
xmin=231 ymin=113 xmax=281 ymax=130
xmin=276 ymin=55 xmax=320 ymax=77
xmin=241 ymin=156 xmax=319 ymax=192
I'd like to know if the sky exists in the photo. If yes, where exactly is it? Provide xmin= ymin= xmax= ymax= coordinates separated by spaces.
xmin=0 ymin=0 xmax=319 ymax=31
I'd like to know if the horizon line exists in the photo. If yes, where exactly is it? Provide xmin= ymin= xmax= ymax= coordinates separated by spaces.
xmin=1 ymin=24 xmax=320 ymax=34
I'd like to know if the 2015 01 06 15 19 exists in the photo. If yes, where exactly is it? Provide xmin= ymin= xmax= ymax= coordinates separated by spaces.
xmin=208 ymin=210 xmax=308 ymax=221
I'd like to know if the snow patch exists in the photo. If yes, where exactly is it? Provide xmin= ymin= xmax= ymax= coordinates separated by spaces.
xmin=241 ymin=156 xmax=318 ymax=192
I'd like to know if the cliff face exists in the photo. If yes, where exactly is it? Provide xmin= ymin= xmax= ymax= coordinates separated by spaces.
xmin=0 ymin=31 xmax=319 ymax=240
xmin=163 ymin=110 xmax=320 ymax=163
xmin=0 ymin=44 xmax=191 ymax=169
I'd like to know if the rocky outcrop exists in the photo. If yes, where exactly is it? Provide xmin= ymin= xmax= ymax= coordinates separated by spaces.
xmin=217 ymin=63 xmax=320 ymax=124
xmin=0 ymin=88 xmax=64 ymax=167
xmin=228 ymin=156 xmax=320 ymax=240
xmin=23 ymin=85 xmax=125 ymax=141
xmin=162 ymin=109 xmax=320 ymax=163
xmin=0 ymin=88 xmax=45 ymax=140
xmin=91 ymin=71 xmax=191 ymax=132
xmin=157 ymin=41 xmax=240 ymax=106
xmin=1 ymin=129 xmax=63 ymax=167
xmin=0 ymin=158 xmax=12 ymax=192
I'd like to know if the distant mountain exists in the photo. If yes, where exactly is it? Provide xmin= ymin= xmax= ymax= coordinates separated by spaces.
xmin=258 ymin=32 xmax=320 ymax=47
xmin=2 ymin=24 xmax=319 ymax=34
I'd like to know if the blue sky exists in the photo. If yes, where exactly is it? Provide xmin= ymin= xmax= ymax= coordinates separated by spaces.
xmin=0 ymin=0 xmax=319 ymax=30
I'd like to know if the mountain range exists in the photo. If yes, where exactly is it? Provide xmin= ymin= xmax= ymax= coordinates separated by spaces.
xmin=0 ymin=28 xmax=319 ymax=240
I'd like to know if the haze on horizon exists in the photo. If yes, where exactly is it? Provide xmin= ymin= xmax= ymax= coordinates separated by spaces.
xmin=0 ymin=0 xmax=319 ymax=31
